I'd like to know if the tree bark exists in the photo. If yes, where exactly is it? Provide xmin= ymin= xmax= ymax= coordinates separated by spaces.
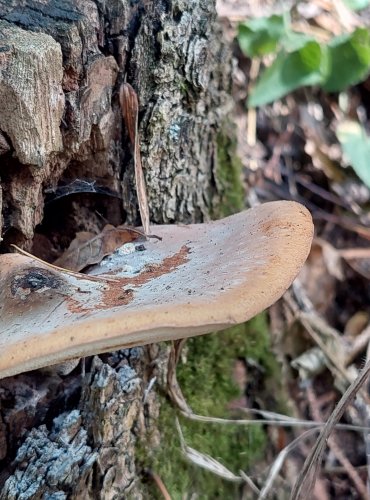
xmin=0 ymin=1 xmax=233 ymax=497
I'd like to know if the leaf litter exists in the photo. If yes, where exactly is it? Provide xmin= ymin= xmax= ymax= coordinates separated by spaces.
xmin=53 ymin=225 xmax=140 ymax=272
xmin=160 ymin=1 xmax=370 ymax=498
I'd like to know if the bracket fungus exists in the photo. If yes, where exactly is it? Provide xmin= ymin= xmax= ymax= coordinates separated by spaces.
xmin=0 ymin=201 xmax=313 ymax=379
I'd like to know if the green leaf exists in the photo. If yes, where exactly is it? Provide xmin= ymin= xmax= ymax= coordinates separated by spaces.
xmin=342 ymin=0 xmax=369 ymax=10
xmin=337 ymin=120 xmax=370 ymax=188
xmin=238 ymin=14 xmax=287 ymax=57
xmin=248 ymin=41 xmax=330 ymax=107
xmin=281 ymin=31 xmax=314 ymax=51
xmin=323 ymin=28 xmax=370 ymax=92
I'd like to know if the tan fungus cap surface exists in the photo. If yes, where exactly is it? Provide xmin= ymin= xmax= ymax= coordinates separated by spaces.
xmin=0 ymin=201 xmax=313 ymax=379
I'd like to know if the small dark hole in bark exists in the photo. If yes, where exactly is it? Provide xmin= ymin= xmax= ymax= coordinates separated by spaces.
xmin=173 ymin=7 xmax=182 ymax=23
xmin=0 ymin=227 xmax=25 ymax=254
xmin=31 ymin=158 xmax=126 ymax=262
xmin=32 ymin=192 xmax=126 ymax=262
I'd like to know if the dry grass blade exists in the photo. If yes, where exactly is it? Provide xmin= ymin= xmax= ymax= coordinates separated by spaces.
xmin=175 ymin=418 xmax=242 ymax=483
xmin=178 ymin=410 xmax=369 ymax=496
xmin=180 ymin=409 xmax=370 ymax=432
xmin=259 ymin=428 xmax=319 ymax=500
xmin=120 ymin=82 xmax=150 ymax=235
xmin=10 ymin=245 xmax=119 ymax=283
xmin=306 ymin=384 xmax=368 ymax=499
xmin=167 ymin=339 xmax=192 ymax=414
xmin=290 ymin=359 xmax=370 ymax=500
xmin=239 ymin=470 xmax=261 ymax=495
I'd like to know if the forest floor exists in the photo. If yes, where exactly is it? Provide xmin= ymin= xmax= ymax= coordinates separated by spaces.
xmin=144 ymin=2 xmax=370 ymax=499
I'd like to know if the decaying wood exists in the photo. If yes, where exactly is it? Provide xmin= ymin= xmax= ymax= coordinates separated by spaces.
xmin=0 ymin=20 xmax=64 ymax=167
xmin=0 ymin=0 xmax=233 ymax=496
xmin=0 ymin=352 xmax=162 ymax=499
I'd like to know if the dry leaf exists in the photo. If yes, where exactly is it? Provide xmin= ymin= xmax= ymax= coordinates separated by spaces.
xmin=53 ymin=225 xmax=140 ymax=271
xmin=298 ymin=241 xmax=337 ymax=316
xmin=338 ymin=247 xmax=370 ymax=280
xmin=120 ymin=82 xmax=150 ymax=235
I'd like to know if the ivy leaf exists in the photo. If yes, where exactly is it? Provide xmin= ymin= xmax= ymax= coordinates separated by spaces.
xmin=238 ymin=14 xmax=286 ymax=57
xmin=281 ymin=31 xmax=314 ymax=52
xmin=337 ymin=120 xmax=370 ymax=188
xmin=248 ymin=41 xmax=329 ymax=107
xmin=323 ymin=28 xmax=370 ymax=92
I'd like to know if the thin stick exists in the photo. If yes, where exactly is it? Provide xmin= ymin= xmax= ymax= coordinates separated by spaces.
xmin=306 ymin=383 xmax=368 ymax=499
xmin=145 ymin=470 xmax=172 ymax=500
xmin=116 ymin=226 xmax=162 ymax=241
xmin=290 ymin=359 xmax=370 ymax=500
xmin=11 ymin=245 xmax=120 ymax=283
xmin=259 ymin=428 xmax=319 ymax=500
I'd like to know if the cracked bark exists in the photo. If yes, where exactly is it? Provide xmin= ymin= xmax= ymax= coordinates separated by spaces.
xmin=0 ymin=0 xmax=233 ymax=497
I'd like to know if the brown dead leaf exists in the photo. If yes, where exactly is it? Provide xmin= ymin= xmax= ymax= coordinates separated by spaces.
xmin=53 ymin=225 xmax=140 ymax=272
xmin=340 ymin=251 xmax=370 ymax=280
xmin=120 ymin=82 xmax=150 ymax=236
xmin=344 ymin=311 xmax=369 ymax=338
xmin=298 ymin=241 xmax=337 ymax=316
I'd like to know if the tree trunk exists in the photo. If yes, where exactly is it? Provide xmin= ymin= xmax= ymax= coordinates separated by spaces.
xmin=0 ymin=1 xmax=235 ymax=497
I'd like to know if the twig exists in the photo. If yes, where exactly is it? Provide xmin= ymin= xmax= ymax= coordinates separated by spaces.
xmin=346 ymin=323 xmax=370 ymax=366
xmin=256 ymin=180 xmax=370 ymax=240
xmin=258 ymin=428 xmax=319 ymax=499
xmin=285 ymin=289 xmax=350 ymax=386
xmin=116 ymin=226 xmax=162 ymax=241
xmin=306 ymin=383 xmax=368 ymax=499
xmin=290 ymin=359 xmax=370 ymax=500
xmin=324 ymin=464 xmax=369 ymax=475
xmin=339 ymin=248 xmax=370 ymax=259
xmin=11 ymin=245 xmax=120 ymax=283
xmin=180 ymin=409 xmax=370 ymax=433
xmin=167 ymin=340 xmax=192 ymax=414
xmin=247 ymin=59 xmax=260 ymax=147
xmin=145 ymin=470 xmax=172 ymax=500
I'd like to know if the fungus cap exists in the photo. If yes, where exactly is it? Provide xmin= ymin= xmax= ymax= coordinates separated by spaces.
xmin=0 ymin=201 xmax=313 ymax=379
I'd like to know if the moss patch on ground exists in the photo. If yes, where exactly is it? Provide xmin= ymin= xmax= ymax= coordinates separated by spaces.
xmin=142 ymin=313 xmax=283 ymax=499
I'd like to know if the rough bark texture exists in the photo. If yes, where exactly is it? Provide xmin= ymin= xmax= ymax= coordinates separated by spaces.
xmin=0 ymin=0 xmax=233 ymax=497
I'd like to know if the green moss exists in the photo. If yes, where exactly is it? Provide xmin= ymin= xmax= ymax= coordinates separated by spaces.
xmin=213 ymin=129 xmax=245 ymax=218
xmin=141 ymin=313 xmax=283 ymax=498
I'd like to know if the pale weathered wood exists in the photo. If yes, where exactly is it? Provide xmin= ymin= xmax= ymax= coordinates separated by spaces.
xmin=0 ymin=0 xmax=233 ymax=497
xmin=0 ymin=20 xmax=64 ymax=167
